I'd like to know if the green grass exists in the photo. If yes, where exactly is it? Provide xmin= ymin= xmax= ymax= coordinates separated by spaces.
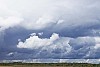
xmin=0 ymin=62 xmax=100 ymax=67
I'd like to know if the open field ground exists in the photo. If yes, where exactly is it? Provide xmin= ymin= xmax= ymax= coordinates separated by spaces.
xmin=0 ymin=63 xmax=100 ymax=67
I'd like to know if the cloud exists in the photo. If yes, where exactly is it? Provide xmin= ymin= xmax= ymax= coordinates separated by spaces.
xmin=0 ymin=0 xmax=100 ymax=32
xmin=7 ymin=52 xmax=14 ymax=57
xmin=0 ymin=16 xmax=23 ymax=31
xmin=38 ymin=32 xmax=43 ymax=36
xmin=0 ymin=0 xmax=100 ymax=60
xmin=94 ymin=37 xmax=100 ymax=49
xmin=0 ymin=0 xmax=23 ymax=31
xmin=68 ymin=36 xmax=100 ymax=59
xmin=18 ymin=0 xmax=100 ymax=33
xmin=1 ymin=59 xmax=100 ymax=64
xmin=0 ymin=0 xmax=100 ymax=37
xmin=0 ymin=0 xmax=23 ymax=49
xmin=17 ymin=33 xmax=60 ymax=49
xmin=17 ymin=33 xmax=71 ymax=58
xmin=69 ymin=37 xmax=95 ymax=50
xmin=17 ymin=33 xmax=100 ymax=59
xmin=68 ymin=37 xmax=96 ymax=58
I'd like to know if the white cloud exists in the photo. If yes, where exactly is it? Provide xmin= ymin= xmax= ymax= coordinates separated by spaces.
xmin=38 ymin=32 xmax=43 ymax=36
xmin=1 ymin=59 xmax=100 ymax=64
xmin=21 ymin=15 xmax=58 ymax=30
xmin=17 ymin=33 xmax=72 ymax=58
xmin=7 ymin=52 xmax=14 ymax=56
xmin=57 ymin=20 xmax=64 ymax=24
xmin=0 ymin=0 xmax=23 ymax=31
xmin=94 ymin=37 xmax=100 ymax=49
xmin=17 ymin=33 xmax=60 ymax=49
xmin=30 ymin=33 xmax=36 ymax=36
xmin=0 ymin=16 xmax=23 ymax=31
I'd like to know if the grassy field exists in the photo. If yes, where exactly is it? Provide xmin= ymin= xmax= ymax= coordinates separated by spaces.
xmin=0 ymin=62 xmax=100 ymax=67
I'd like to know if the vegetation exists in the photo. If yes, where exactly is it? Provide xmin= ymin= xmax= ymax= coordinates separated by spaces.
xmin=0 ymin=62 xmax=100 ymax=67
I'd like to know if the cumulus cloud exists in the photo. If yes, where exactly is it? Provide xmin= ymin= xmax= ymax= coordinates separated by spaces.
xmin=17 ymin=33 xmax=100 ymax=59
xmin=17 ymin=33 xmax=60 ymax=49
xmin=17 ymin=33 xmax=71 ymax=58
xmin=69 ymin=37 xmax=95 ymax=50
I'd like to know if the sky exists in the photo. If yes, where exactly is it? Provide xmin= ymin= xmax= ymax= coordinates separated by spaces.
xmin=0 ymin=0 xmax=100 ymax=60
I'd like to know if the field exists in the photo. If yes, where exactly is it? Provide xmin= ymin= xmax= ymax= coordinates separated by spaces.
xmin=0 ymin=62 xmax=100 ymax=67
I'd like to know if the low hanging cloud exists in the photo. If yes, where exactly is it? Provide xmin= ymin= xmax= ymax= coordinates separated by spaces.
xmin=17 ymin=33 xmax=100 ymax=59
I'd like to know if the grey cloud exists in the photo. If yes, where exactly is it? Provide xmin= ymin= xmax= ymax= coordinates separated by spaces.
xmin=15 ymin=33 xmax=100 ymax=59
xmin=0 ymin=0 xmax=100 ymax=60
xmin=1 ymin=32 xmax=100 ymax=59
